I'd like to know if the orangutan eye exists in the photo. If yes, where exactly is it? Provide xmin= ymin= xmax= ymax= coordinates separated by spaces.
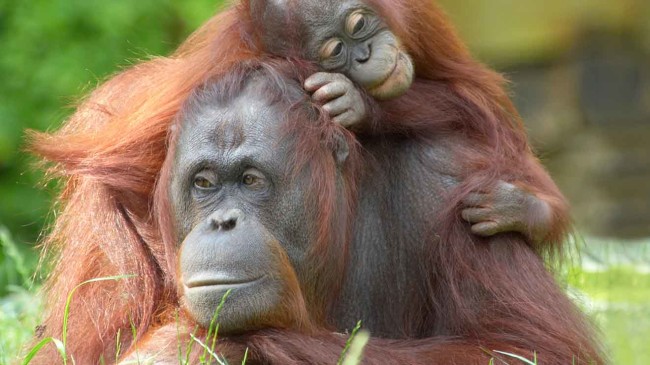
xmin=193 ymin=171 xmax=218 ymax=191
xmin=241 ymin=169 xmax=267 ymax=190
xmin=347 ymin=10 xmax=367 ymax=35
xmin=194 ymin=177 xmax=214 ymax=190
xmin=242 ymin=174 xmax=258 ymax=186
xmin=320 ymin=39 xmax=344 ymax=60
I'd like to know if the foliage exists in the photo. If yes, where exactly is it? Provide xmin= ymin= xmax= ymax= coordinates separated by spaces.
xmin=0 ymin=226 xmax=41 ymax=364
xmin=0 ymin=0 xmax=225 ymax=246
xmin=0 ymin=1 xmax=227 ymax=358
xmin=20 ymin=275 xmax=134 ymax=365
xmin=567 ymin=264 xmax=650 ymax=365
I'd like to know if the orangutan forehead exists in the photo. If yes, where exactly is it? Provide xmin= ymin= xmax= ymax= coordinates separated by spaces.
xmin=301 ymin=0 xmax=360 ymax=20
xmin=266 ymin=0 xmax=362 ymax=24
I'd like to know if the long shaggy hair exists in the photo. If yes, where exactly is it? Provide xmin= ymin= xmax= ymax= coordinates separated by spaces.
xmin=28 ymin=4 xmax=261 ymax=363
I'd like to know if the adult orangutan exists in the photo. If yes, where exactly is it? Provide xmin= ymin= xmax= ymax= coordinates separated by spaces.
xmin=120 ymin=61 xmax=602 ymax=364
xmin=27 ymin=1 xmax=603 ymax=364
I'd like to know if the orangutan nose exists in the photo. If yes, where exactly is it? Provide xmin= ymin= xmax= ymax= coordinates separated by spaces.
xmin=208 ymin=209 xmax=244 ymax=232
xmin=354 ymin=43 xmax=372 ymax=64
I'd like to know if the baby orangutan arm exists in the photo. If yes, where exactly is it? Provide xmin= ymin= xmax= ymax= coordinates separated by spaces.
xmin=461 ymin=181 xmax=556 ymax=246
xmin=304 ymin=72 xmax=367 ymax=129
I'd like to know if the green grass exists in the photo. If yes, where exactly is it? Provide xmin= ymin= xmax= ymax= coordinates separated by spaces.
xmin=567 ymin=267 xmax=650 ymax=365
xmin=21 ymin=276 xmax=136 ymax=365
xmin=2 ymin=229 xmax=649 ymax=364
xmin=0 ymin=286 xmax=42 ymax=364
xmin=0 ymin=227 xmax=41 ymax=365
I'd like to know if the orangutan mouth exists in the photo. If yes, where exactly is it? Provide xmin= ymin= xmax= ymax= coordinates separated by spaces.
xmin=185 ymin=274 xmax=265 ymax=289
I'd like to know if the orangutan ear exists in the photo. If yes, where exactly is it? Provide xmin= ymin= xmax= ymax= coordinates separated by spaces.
xmin=332 ymin=130 xmax=350 ymax=166
xmin=250 ymin=0 xmax=288 ymax=15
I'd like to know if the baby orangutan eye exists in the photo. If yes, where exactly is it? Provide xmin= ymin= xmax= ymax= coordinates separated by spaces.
xmin=346 ymin=10 xmax=367 ymax=35
xmin=320 ymin=39 xmax=344 ymax=60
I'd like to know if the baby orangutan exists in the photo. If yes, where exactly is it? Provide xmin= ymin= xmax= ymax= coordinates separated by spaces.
xmin=251 ymin=0 xmax=563 ymax=246
xmin=254 ymin=0 xmax=414 ymax=127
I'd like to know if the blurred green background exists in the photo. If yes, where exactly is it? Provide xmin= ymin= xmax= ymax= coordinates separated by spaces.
xmin=0 ymin=0 xmax=649 ymax=363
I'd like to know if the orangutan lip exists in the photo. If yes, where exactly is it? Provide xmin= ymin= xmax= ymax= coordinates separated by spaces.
xmin=370 ymin=48 xmax=402 ymax=90
xmin=185 ymin=275 xmax=264 ymax=289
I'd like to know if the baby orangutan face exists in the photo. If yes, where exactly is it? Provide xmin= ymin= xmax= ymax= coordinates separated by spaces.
xmin=314 ymin=3 xmax=414 ymax=100
xmin=259 ymin=0 xmax=414 ymax=100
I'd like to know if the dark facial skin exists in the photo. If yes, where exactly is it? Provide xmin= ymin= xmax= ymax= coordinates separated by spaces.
xmin=170 ymin=79 xmax=326 ymax=332
xmin=178 ymin=209 xmax=291 ymax=330
xmin=257 ymin=0 xmax=414 ymax=127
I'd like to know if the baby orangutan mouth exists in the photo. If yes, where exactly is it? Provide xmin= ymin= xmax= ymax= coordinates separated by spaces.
xmin=367 ymin=50 xmax=414 ymax=100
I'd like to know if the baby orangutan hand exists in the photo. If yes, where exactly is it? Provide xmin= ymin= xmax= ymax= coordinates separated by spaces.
xmin=461 ymin=181 xmax=552 ymax=245
xmin=304 ymin=72 xmax=367 ymax=129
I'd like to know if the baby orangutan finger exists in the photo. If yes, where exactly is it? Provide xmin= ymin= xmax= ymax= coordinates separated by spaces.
xmin=462 ymin=193 xmax=490 ymax=208
xmin=312 ymin=82 xmax=348 ymax=102
xmin=461 ymin=208 xmax=491 ymax=223
xmin=304 ymin=72 xmax=345 ymax=92
xmin=333 ymin=109 xmax=362 ymax=128
xmin=471 ymin=221 xmax=501 ymax=237
xmin=323 ymin=95 xmax=353 ymax=116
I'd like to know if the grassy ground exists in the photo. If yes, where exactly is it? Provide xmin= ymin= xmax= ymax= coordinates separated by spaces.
xmin=1 ymin=230 xmax=649 ymax=364
xmin=566 ymin=238 xmax=650 ymax=365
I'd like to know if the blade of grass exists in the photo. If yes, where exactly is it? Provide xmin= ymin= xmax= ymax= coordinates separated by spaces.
xmin=494 ymin=350 xmax=537 ymax=365
xmin=480 ymin=348 xmax=509 ymax=364
xmin=338 ymin=321 xmax=362 ymax=365
xmin=241 ymin=348 xmax=249 ymax=365
xmin=189 ymin=334 xmax=228 ymax=365
xmin=22 ymin=275 xmax=135 ymax=365
xmin=129 ymin=314 xmax=139 ymax=364
xmin=62 ymin=275 xmax=136 ymax=352
xmin=209 ymin=289 xmax=232 ymax=357
xmin=184 ymin=326 xmax=200 ymax=365
xmin=341 ymin=330 xmax=369 ymax=365
xmin=21 ymin=337 xmax=66 ymax=365
xmin=115 ymin=329 xmax=122 ymax=362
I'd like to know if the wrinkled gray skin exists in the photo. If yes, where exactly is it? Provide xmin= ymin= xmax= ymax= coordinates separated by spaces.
xmin=257 ymin=0 xmax=414 ymax=127
xmin=170 ymin=79 xmax=337 ymax=332
xmin=178 ymin=208 xmax=281 ymax=330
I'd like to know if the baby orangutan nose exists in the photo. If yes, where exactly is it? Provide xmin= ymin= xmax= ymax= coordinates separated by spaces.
xmin=354 ymin=43 xmax=371 ymax=64
xmin=208 ymin=209 xmax=244 ymax=232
